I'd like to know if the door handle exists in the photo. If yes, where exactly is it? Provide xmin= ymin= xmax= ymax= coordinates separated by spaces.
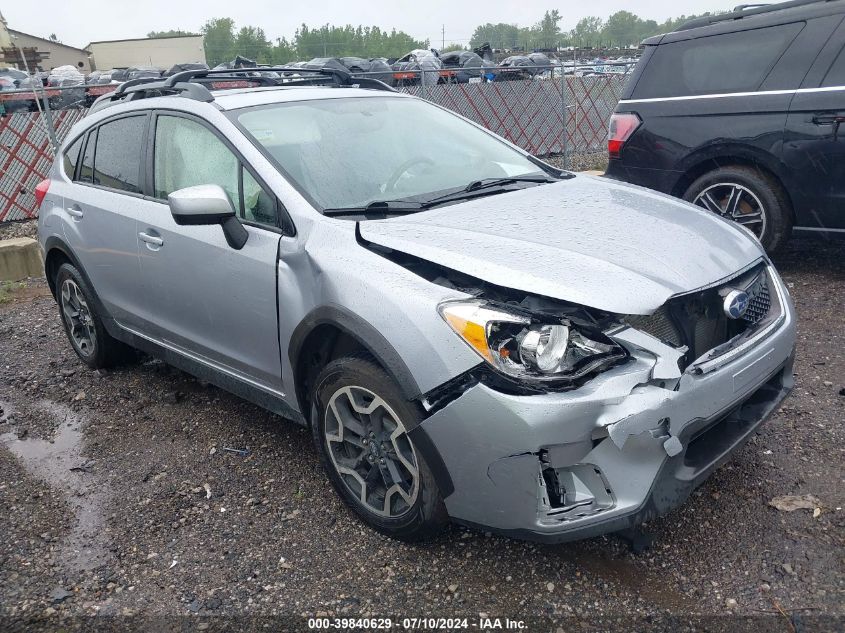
xmin=812 ymin=113 xmax=845 ymax=125
xmin=66 ymin=205 xmax=83 ymax=219
xmin=138 ymin=232 xmax=164 ymax=248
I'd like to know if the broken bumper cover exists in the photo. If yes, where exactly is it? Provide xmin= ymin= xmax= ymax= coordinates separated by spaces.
xmin=417 ymin=279 xmax=796 ymax=543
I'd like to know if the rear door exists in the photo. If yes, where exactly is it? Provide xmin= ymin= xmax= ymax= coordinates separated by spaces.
xmin=61 ymin=113 xmax=148 ymax=327
xmin=783 ymin=17 xmax=845 ymax=231
xmin=132 ymin=111 xmax=284 ymax=392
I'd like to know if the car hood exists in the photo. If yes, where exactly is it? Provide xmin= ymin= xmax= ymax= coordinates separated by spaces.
xmin=358 ymin=176 xmax=764 ymax=315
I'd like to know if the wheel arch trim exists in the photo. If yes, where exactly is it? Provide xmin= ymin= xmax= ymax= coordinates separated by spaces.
xmin=671 ymin=145 xmax=794 ymax=200
xmin=43 ymin=236 xmax=113 ymax=320
xmin=289 ymin=305 xmax=423 ymax=410
xmin=671 ymin=147 xmax=796 ymax=224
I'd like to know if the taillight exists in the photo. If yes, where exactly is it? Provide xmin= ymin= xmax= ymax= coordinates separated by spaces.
xmin=34 ymin=179 xmax=51 ymax=209
xmin=608 ymin=113 xmax=641 ymax=160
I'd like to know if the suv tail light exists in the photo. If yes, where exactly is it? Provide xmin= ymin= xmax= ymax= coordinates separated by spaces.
xmin=608 ymin=113 xmax=641 ymax=160
xmin=34 ymin=179 xmax=51 ymax=209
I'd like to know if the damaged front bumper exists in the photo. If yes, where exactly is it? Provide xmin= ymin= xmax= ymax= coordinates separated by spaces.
xmin=415 ymin=271 xmax=796 ymax=543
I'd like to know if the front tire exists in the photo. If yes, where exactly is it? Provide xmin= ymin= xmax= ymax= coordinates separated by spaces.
xmin=683 ymin=165 xmax=792 ymax=253
xmin=55 ymin=263 xmax=133 ymax=369
xmin=311 ymin=355 xmax=448 ymax=542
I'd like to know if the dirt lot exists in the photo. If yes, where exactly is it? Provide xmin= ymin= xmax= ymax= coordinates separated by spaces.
xmin=0 ymin=234 xmax=842 ymax=631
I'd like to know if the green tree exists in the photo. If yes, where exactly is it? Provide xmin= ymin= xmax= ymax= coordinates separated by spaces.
xmin=293 ymin=23 xmax=426 ymax=60
xmin=602 ymin=11 xmax=643 ymax=47
xmin=570 ymin=17 xmax=604 ymax=48
xmin=469 ymin=23 xmax=520 ymax=50
xmin=201 ymin=18 xmax=235 ymax=66
xmin=272 ymin=37 xmax=298 ymax=65
xmin=441 ymin=43 xmax=466 ymax=53
xmin=534 ymin=9 xmax=562 ymax=50
xmin=147 ymin=29 xmax=194 ymax=38
xmin=234 ymin=26 xmax=272 ymax=63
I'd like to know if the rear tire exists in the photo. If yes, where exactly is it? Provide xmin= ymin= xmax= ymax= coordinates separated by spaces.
xmin=55 ymin=263 xmax=134 ymax=369
xmin=311 ymin=354 xmax=448 ymax=542
xmin=683 ymin=165 xmax=792 ymax=253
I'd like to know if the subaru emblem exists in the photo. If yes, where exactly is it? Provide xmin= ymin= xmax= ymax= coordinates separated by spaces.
xmin=723 ymin=289 xmax=750 ymax=319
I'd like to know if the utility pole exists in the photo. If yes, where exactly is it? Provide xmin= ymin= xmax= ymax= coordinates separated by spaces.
xmin=441 ymin=24 xmax=445 ymax=50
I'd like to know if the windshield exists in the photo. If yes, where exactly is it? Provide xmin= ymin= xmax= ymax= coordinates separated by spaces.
xmin=234 ymin=96 xmax=549 ymax=211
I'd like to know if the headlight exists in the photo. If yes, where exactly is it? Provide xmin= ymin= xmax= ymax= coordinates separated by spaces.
xmin=439 ymin=300 xmax=625 ymax=383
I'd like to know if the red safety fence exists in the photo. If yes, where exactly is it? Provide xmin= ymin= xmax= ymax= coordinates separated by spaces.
xmin=0 ymin=73 xmax=626 ymax=223
xmin=0 ymin=109 xmax=86 ymax=222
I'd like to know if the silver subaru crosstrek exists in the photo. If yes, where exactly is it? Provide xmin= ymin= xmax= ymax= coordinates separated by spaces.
xmin=36 ymin=68 xmax=796 ymax=543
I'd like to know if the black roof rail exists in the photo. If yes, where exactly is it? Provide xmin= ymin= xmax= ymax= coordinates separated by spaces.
xmin=88 ymin=65 xmax=396 ymax=113
xmin=164 ymin=65 xmax=398 ymax=92
xmin=677 ymin=0 xmax=837 ymax=30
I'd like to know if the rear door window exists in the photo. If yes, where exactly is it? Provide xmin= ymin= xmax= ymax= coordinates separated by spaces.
xmin=92 ymin=116 xmax=145 ymax=193
xmin=822 ymin=46 xmax=845 ymax=87
xmin=633 ymin=23 xmax=804 ymax=99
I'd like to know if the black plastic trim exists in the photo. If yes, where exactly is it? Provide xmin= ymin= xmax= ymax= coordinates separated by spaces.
xmin=407 ymin=425 xmax=455 ymax=498
xmin=288 ymin=305 xmax=423 ymax=408
xmin=43 ymin=236 xmax=110 ymax=318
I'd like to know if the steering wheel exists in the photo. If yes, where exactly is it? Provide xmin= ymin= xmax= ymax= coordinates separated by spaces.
xmin=386 ymin=157 xmax=436 ymax=192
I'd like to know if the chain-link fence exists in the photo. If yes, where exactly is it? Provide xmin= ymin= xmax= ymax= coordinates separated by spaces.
xmin=0 ymin=67 xmax=627 ymax=222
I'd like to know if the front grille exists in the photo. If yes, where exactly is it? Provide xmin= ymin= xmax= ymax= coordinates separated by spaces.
xmin=623 ymin=305 xmax=683 ymax=346
xmin=622 ymin=265 xmax=778 ymax=366
xmin=743 ymin=275 xmax=771 ymax=326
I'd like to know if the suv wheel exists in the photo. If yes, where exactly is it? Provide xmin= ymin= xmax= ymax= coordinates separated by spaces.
xmin=683 ymin=165 xmax=792 ymax=252
xmin=55 ymin=263 xmax=133 ymax=369
xmin=311 ymin=355 xmax=448 ymax=541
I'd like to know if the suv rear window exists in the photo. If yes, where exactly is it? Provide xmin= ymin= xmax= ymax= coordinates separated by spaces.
xmin=632 ymin=23 xmax=804 ymax=99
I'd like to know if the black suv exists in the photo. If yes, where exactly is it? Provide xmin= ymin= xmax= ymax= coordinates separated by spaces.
xmin=605 ymin=0 xmax=845 ymax=252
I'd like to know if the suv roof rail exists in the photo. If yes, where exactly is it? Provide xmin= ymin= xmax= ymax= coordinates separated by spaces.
xmin=89 ymin=65 xmax=396 ymax=113
xmin=677 ymin=0 xmax=837 ymax=30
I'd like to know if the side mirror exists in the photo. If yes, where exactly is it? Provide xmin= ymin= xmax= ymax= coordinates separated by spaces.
xmin=168 ymin=184 xmax=248 ymax=249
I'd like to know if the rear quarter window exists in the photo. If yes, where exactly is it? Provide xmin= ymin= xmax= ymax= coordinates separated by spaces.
xmin=822 ymin=46 xmax=845 ymax=87
xmin=632 ymin=22 xmax=804 ymax=99
xmin=78 ymin=129 xmax=97 ymax=184
xmin=62 ymin=137 xmax=82 ymax=180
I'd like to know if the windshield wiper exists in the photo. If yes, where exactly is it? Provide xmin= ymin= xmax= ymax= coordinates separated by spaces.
xmin=464 ymin=175 xmax=559 ymax=192
xmin=322 ymin=200 xmax=425 ymax=217
xmin=420 ymin=174 xmax=559 ymax=208
xmin=322 ymin=175 xmax=560 ymax=217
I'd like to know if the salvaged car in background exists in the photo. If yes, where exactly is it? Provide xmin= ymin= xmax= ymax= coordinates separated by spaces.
xmin=439 ymin=50 xmax=488 ymax=83
xmin=37 ymin=66 xmax=796 ymax=544
xmin=303 ymin=57 xmax=394 ymax=86
xmin=606 ymin=0 xmax=845 ymax=252
xmin=392 ymin=48 xmax=442 ymax=85
xmin=495 ymin=53 xmax=553 ymax=80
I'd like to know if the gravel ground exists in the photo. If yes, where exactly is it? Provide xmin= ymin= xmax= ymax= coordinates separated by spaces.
xmin=0 ymin=235 xmax=842 ymax=632
xmin=0 ymin=219 xmax=38 ymax=241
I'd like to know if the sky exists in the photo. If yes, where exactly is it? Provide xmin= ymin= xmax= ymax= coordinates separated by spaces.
xmin=4 ymin=1 xmax=733 ymax=49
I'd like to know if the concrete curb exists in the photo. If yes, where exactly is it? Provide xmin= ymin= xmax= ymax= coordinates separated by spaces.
xmin=0 ymin=237 xmax=43 ymax=281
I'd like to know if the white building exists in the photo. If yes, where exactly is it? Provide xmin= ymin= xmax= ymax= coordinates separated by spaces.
xmin=87 ymin=35 xmax=205 ymax=70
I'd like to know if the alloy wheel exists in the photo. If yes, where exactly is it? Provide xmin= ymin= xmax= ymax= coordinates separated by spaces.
xmin=693 ymin=182 xmax=767 ymax=239
xmin=60 ymin=279 xmax=96 ymax=357
xmin=324 ymin=385 xmax=419 ymax=518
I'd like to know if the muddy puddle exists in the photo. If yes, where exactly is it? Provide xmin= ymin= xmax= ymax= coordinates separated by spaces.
xmin=0 ymin=399 xmax=111 ymax=572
